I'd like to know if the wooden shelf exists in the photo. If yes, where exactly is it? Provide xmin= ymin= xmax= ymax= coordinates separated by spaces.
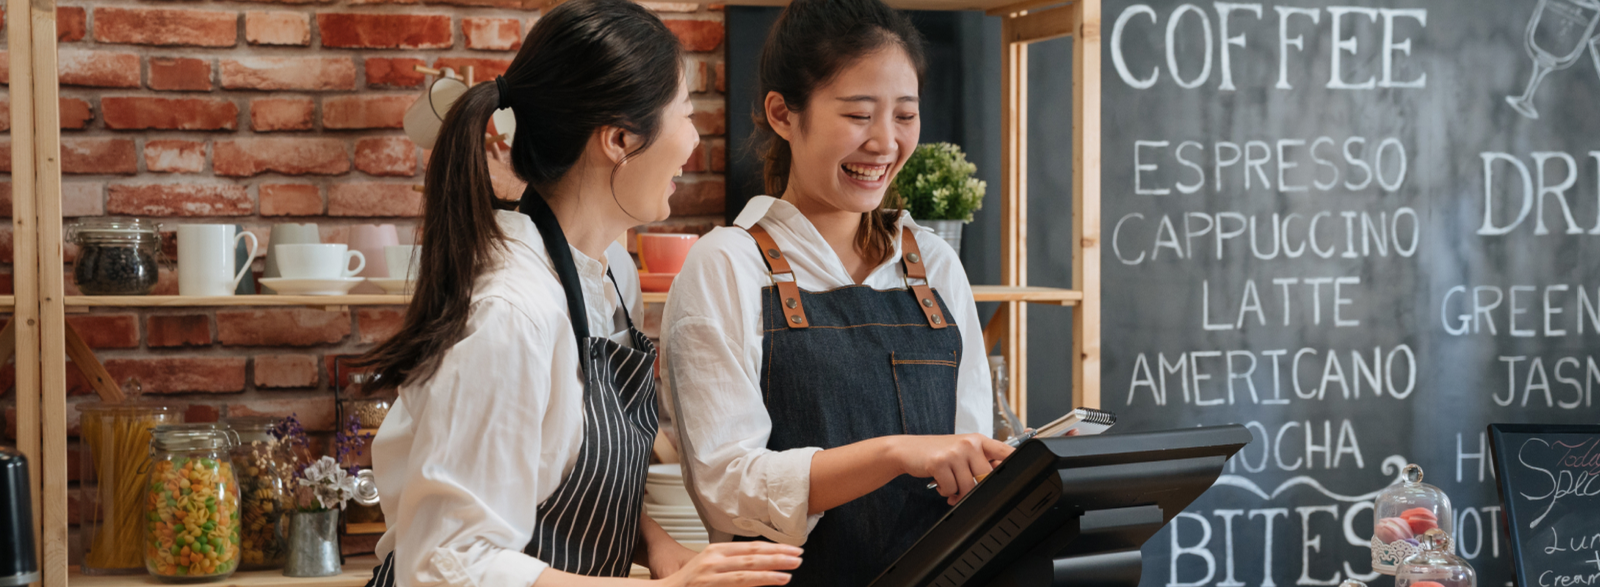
xmin=65 ymin=295 xmax=409 ymax=309
xmin=67 ymin=557 xmax=381 ymax=586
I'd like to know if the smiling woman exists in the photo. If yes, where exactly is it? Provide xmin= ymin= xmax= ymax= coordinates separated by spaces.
xmin=661 ymin=0 xmax=1009 ymax=585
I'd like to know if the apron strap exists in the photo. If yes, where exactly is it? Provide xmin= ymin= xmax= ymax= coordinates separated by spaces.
xmin=744 ymin=225 xmax=810 ymax=329
xmin=899 ymin=229 xmax=949 ymax=329
xmin=520 ymin=187 xmax=592 ymax=347
xmin=607 ymin=269 xmax=636 ymax=331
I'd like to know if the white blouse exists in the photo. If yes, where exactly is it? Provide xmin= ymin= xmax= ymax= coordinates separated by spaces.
xmin=660 ymin=196 xmax=993 ymax=546
xmin=370 ymin=210 xmax=645 ymax=587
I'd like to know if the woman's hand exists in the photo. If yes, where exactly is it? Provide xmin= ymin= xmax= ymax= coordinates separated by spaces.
xmin=890 ymin=434 xmax=1014 ymax=505
xmin=654 ymin=543 xmax=803 ymax=587
xmin=646 ymin=539 xmax=700 ymax=579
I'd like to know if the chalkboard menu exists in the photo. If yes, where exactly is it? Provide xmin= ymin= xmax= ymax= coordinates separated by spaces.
xmin=1488 ymin=425 xmax=1600 ymax=587
xmin=1100 ymin=2 xmax=1600 ymax=587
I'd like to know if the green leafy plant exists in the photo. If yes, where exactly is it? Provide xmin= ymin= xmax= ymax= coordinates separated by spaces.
xmin=892 ymin=142 xmax=987 ymax=222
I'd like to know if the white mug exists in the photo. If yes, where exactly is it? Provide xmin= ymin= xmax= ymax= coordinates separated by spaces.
xmin=385 ymin=245 xmax=421 ymax=281
xmin=178 ymin=225 xmax=260 ymax=297
xmin=276 ymin=244 xmax=365 ymax=280
xmin=263 ymin=223 xmax=321 ymax=278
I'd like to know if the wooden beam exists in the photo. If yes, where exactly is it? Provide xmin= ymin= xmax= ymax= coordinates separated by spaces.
xmin=999 ymin=15 xmax=1029 ymax=422
xmin=63 ymin=325 xmax=124 ymax=403
xmin=1072 ymin=0 xmax=1102 ymax=410
xmin=31 ymin=0 xmax=70 ymax=581
xmin=985 ymin=0 xmax=1075 ymax=17
xmin=6 ymin=0 xmax=43 ymax=576
xmin=982 ymin=304 xmax=1008 ymax=355
xmin=1006 ymin=4 xmax=1076 ymax=44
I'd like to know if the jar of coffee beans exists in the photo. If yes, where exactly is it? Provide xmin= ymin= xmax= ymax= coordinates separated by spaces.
xmin=70 ymin=218 xmax=162 ymax=295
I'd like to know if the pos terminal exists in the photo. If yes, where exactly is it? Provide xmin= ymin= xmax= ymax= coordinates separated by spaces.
xmin=870 ymin=425 xmax=1251 ymax=587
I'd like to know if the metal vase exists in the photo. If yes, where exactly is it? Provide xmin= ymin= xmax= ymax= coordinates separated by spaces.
xmin=283 ymin=510 xmax=342 ymax=577
xmin=920 ymin=219 xmax=965 ymax=254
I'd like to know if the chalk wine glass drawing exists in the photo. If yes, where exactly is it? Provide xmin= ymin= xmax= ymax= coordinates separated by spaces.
xmin=1506 ymin=0 xmax=1600 ymax=119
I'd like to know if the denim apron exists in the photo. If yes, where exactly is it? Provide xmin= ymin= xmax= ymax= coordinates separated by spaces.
xmin=737 ymin=224 xmax=961 ymax=587
xmin=366 ymin=189 xmax=658 ymax=585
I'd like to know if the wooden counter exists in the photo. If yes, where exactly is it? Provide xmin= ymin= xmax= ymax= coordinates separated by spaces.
xmin=66 ymin=558 xmax=381 ymax=587
xmin=65 ymin=558 xmax=655 ymax=585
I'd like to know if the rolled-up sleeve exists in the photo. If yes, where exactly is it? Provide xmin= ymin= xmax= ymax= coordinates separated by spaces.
xmin=388 ymin=298 xmax=562 ymax=587
xmin=665 ymin=316 xmax=822 ymax=544
xmin=661 ymin=237 xmax=823 ymax=545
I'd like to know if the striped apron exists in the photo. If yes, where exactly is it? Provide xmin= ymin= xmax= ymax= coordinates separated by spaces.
xmin=365 ymin=189 xmax=659 ymax=585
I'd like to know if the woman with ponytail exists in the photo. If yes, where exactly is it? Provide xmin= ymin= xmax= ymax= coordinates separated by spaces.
xmin=358 ymin=1 xmax=801 ymax=585
xmin=661 ymin=0 xmax=1015 ymax=584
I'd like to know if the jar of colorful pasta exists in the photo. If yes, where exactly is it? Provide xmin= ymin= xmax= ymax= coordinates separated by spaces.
xmin=223 ymin=417 xmax=292 ymax=571
xmin=144 ymin=424 xmax=242 ymax=582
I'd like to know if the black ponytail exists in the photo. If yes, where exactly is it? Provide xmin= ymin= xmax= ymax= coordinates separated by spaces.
xmin=359 ymin=0 xmax=684 ymax=388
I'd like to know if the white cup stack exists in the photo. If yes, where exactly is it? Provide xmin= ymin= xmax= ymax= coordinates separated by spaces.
xmin=645 ymin=464 xmax=708 ymax=546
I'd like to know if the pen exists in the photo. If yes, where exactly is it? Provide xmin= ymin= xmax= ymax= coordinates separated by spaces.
xmin=925 ymin=430 xmax=1035 ymax=491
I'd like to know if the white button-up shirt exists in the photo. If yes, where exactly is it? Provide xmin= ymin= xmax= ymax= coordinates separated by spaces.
xmin=371 ymin=210 xmax=645 ymax=587
xmin=661 ymin=196 xmax=993 ymax=546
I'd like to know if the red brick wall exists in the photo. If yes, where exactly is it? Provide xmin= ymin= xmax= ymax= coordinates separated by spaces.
xmin=0 ymin=0 xmax=727 ymax=558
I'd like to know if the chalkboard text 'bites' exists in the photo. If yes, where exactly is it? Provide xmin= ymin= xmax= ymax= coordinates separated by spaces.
xmin=1110 ymin=4 xmax=1428 ymax=91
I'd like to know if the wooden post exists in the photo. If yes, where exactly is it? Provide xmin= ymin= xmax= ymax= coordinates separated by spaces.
xmin=999 ymin=12 xmax=1030 ymax=421
xmin=1072 ymin=0 xmax=1102 ymax=409
xmin=6 ymin=0 xmax=43 ymax=574
xmin=30 ymin=0 xmax=69 ymax=582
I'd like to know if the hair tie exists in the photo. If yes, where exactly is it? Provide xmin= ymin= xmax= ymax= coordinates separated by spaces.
xmin=494 ymin=76 xmax=513 ymax=110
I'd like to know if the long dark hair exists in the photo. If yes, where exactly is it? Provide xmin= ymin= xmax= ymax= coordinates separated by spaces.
xmin=755 ymin=0 xmax=926 ymax=266
xmin=358 ymin=0 xmax=683 ymax=389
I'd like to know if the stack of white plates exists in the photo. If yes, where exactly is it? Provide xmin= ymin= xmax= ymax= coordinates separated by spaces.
xmin=645 ymin=463 xmax=709 ymax=545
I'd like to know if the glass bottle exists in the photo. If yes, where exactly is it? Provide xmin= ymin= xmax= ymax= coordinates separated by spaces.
xmin=68 ymin=218 xmax=163 ymax=296
xmin=1371 ymin=464 xmax=1454 ymax=575
xmin=1396 ymin=529 xmax=1477 ymax=587
xmin=223 ymin=417 xmax=292 ymax=571
xmin=78 ymin=403 xmax=182 ymax=574
xmin=144 ymin=424 xmax=242 ymax=582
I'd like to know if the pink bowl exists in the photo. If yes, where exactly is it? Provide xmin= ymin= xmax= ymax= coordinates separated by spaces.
xmin=638 ymin=233 xmax=698 ymax=274
xmin=639 ymin=272 xmax=676 ymax=293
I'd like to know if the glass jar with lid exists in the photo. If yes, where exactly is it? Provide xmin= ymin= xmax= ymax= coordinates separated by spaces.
xmin=222 ymin=417 xmax=293 ymax=571
xmin=144 ymin=423 xmax=242 ymax=582
xmin=1371 ymin=464 xmax=1454 ymax=575
xmin=69 ymin=218 xmax=163 ymax=296
xmin=1395 ymin=529 xmax=1477 ymax=587
xmin=78 ymin=402 xmax=183 ymax=574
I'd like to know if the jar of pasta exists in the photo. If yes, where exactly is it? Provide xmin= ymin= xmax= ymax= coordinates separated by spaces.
xmin=78 ymin=403 xmax=183 ymax=575
xmin=223 ymin=417 xmax=292 ymax=571
xmin=144 ymin=424 xmax=242 ymax=582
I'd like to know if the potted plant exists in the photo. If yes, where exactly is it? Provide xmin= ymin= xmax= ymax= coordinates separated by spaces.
xmin=891 ymin=142 xmax=987 ymax=252
xmin=274 ymin=415 xmax=363 ymax=578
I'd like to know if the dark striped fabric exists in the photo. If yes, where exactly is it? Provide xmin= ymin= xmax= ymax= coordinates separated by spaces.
xmin=364 ymin=326 xmax=658 ymax=585
xmin=526 ymin=328 xmax=658 ymax=576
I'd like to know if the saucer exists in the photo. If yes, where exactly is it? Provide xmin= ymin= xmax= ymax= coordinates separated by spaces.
xmin=367 ymin=277 xmax=417 ymax=295
xmin=259 ymin=277 xmax=365 ymax=296
xmin=639 ymin=272 xmax=676 ymax=293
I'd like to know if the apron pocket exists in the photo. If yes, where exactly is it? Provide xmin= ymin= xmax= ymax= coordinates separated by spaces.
xmin=889 ymin=351 xmax=960 ymax=436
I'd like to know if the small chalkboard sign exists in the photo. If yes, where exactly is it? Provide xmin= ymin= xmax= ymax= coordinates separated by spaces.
xmin=1488 ymin=424 xmax=1600 ymax=587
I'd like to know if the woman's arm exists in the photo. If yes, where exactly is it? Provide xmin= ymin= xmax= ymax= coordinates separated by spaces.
xmin=386 ymin=299 xmax=569 ymax=586
xmin=807 ymin=434 xmax=1013 ymax=511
